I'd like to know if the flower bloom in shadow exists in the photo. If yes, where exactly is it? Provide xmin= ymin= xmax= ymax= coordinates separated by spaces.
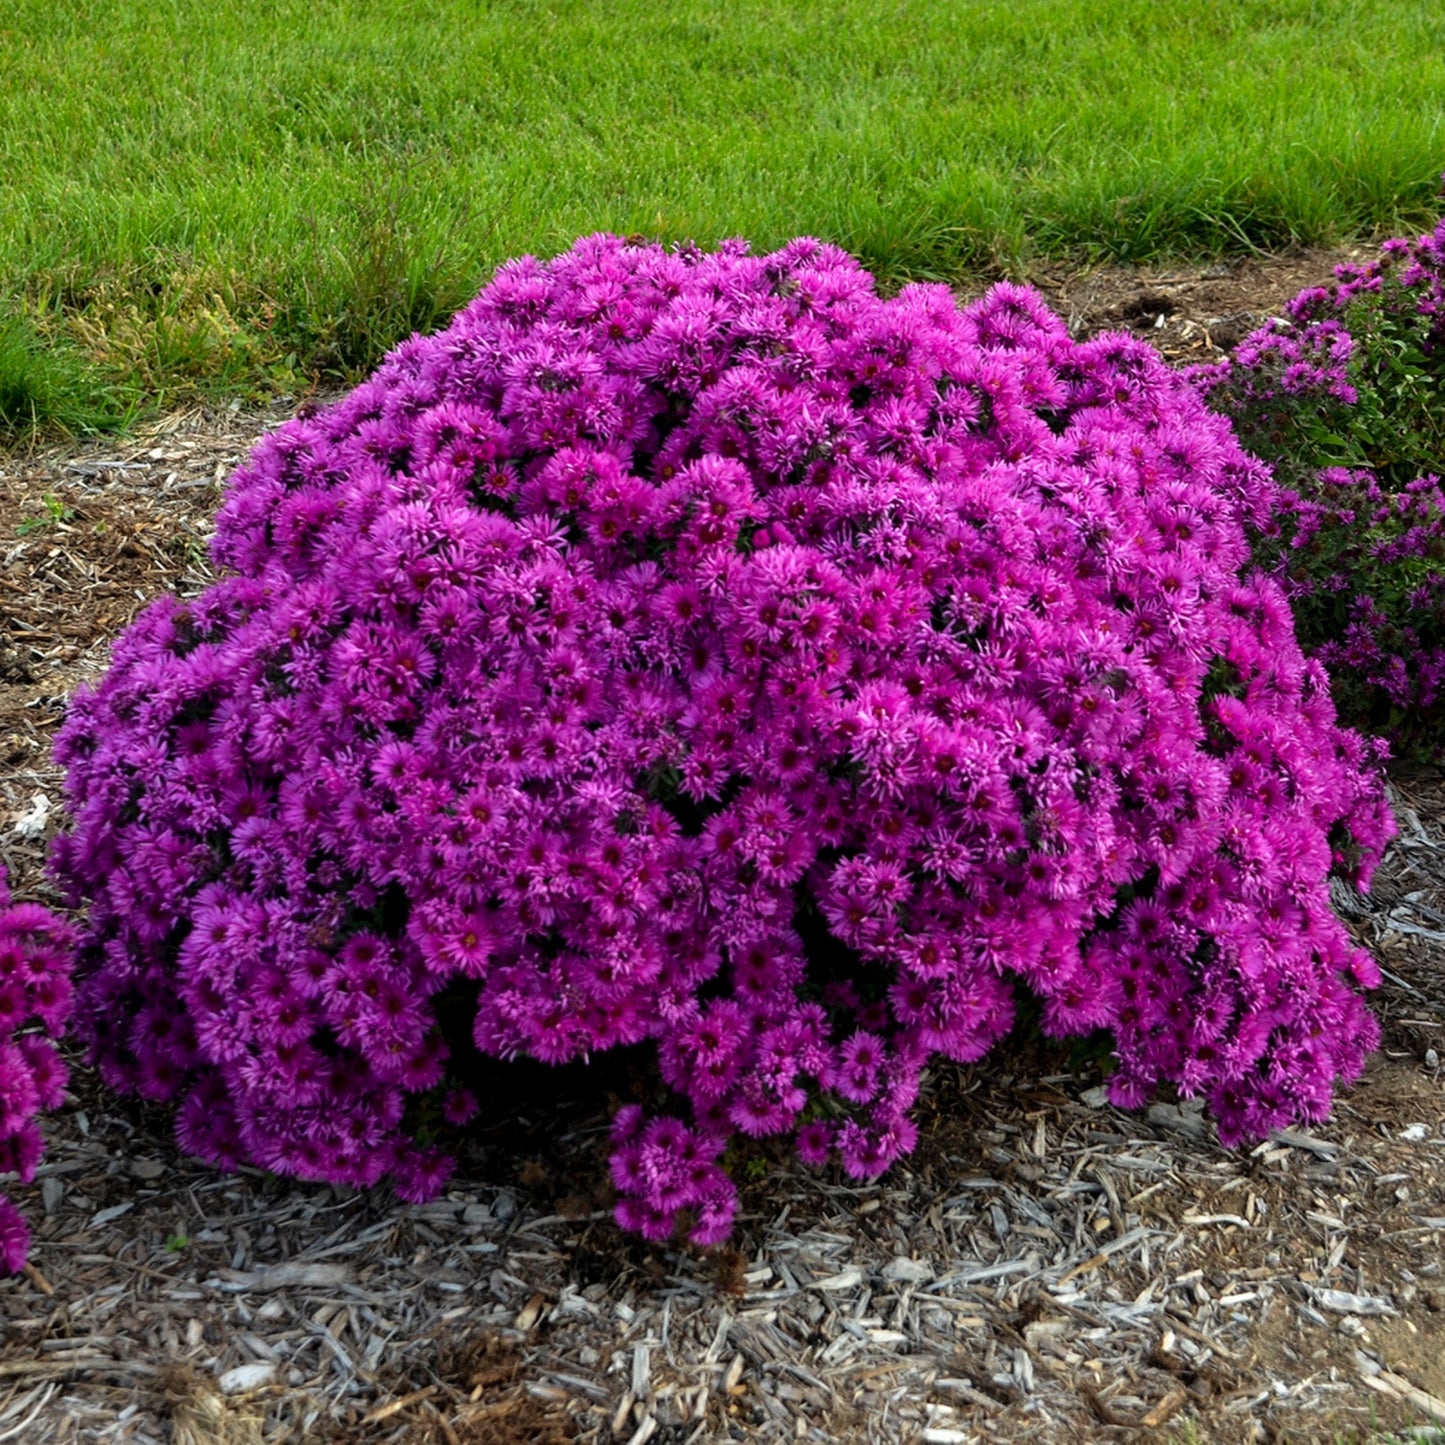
xmin=0 ymin=868 xmax=74 ymax=1273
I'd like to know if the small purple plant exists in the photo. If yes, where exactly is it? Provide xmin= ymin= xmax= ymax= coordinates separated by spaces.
xmin=53 ymin=235 xmax=1394 ymax=1246
xmin=1191 ymin=201 xmax=1445 ymax=752
xmin=0 ymin=868 xmax=74 ymax=1273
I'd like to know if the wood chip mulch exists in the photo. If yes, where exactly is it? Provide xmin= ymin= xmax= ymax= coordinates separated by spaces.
xmin=2 ymin=253 xmax=1444 ymax=1445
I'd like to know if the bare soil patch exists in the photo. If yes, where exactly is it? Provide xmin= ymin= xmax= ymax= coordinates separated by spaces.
xmin=2 ymin=251 xmax=1444 ymax=1445
xmin=1027 ymin=245 xmax=1377 ymax=367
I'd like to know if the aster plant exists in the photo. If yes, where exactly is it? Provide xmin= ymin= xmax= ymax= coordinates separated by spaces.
xmin=52 ymin=235 xmax=1393 ymax=1246
xmin=0 ymin=868 xmax=73 ymax=1272
xmin=1192 ymin=202 xmax=1445 ymax=752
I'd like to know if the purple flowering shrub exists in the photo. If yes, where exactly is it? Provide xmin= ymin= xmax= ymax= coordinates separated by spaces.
xmin=53 ymin=235 xmax=1394 ymax=1246
xmin=0 ymin=869 xmax=73 ymax=1273
xmin=1192 ymin=206 xmax=1445 ymax=750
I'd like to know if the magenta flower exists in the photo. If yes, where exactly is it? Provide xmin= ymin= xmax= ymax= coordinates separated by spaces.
xmin=0 ymin=868 xmax=75 ymax=1274
xmin=53 ymin=235 xmax=1394 ymax=1245
xmin=1190 ymin=195 xmax=1445 ymax=755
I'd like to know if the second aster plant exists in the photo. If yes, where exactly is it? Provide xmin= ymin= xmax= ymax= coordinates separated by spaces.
xmin=1191 ymin=204 xmax=1445 ymax=752
xmin=53 ymin=235 xmax=1394 ymax=1245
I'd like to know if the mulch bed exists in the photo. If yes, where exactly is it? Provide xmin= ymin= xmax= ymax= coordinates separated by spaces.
xmin=2 ymin=250 xmax=1443 ymax=1445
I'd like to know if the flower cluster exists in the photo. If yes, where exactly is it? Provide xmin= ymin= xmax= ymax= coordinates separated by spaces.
xmin=1266 ymin=468 xmax=1445 ymax=733
xmin=53 ymin=235 xmax=1393 ymax=1245
xmin=1192 ymin=201 xmax=1445 ymax=751
xmin=0 ymin=869 xmax=74 ymax=1273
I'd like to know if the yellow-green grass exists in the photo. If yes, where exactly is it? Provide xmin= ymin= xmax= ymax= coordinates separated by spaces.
xmin=2 ymin=0 xmax=1444 ymax=429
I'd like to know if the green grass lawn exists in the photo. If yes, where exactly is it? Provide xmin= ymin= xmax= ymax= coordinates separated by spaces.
xmin=2 ymin=0 xmax=1444 ymax=429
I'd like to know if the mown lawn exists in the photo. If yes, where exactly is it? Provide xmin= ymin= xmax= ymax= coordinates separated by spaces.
xmin=2 ymin=0 xmax=1443 ymax=424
